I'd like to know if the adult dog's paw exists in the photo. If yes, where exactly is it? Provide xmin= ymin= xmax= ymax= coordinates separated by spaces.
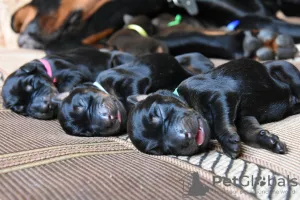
xmin=221 ymin=133 xmax=241 ymax=159
xmin=257 ymin=130 xmax=288 ymax=154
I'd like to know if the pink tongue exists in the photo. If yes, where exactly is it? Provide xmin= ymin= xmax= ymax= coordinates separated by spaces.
xmin=117 ymin=111 xmax=122 ymax=123
xmin=196 ymin=129 xmax=205 ymax=145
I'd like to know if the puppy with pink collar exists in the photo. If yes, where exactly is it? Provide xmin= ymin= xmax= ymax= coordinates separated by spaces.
xmin=1 ymin=47 xmax=134 ymax=119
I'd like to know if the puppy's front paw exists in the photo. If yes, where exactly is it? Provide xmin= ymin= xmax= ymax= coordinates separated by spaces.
xmin=257 ymin=130 xmax=287 ymax=154
xmin=221 ymin=133 xmax=241 ymax=159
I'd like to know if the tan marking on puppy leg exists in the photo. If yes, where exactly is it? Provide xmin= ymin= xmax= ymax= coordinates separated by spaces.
xmin=12 ymin=5 xmax=37 ymax=33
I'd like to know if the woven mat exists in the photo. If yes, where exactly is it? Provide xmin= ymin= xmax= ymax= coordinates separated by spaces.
xmin=0 ymin=49 xmax=300 ymax=200
xmin=0 ymin=95 xmax=299 ymax=200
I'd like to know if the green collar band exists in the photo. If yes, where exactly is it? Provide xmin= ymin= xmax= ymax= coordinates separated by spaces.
xmin=168 ymin=14 xmax=182 ymax=27
xmin=173 ymin=88 xmax=179 ymax=96
xmin=127 ymin=24 xmax=148 ymax=37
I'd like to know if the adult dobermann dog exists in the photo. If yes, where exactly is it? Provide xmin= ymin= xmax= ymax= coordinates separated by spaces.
xmin=11 ymin=0 xmax=300 ymax=50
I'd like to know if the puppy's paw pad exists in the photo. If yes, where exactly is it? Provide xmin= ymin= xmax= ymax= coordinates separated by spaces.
xmin=222 ymin=134 xmax=241 ymax=158
xmin=258 ymin=130 xmax=287 ymax=154
xmin=273 ymin=141 xmax=287 ymax=154
xmin=229 ymin=134 xmax=240 ymax=144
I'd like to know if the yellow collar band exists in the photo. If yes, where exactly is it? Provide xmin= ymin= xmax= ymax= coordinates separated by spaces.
xmin=127 ymin=24 xmax=148 ymax=37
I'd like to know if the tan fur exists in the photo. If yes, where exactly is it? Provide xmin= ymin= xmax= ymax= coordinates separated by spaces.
xmin=40 ymin=0 xmax=111 ymax=33
xmin=82 ymin=28 xmax=114 ymax=45
xmin=12 ymin=5 xmax=37 ymax=33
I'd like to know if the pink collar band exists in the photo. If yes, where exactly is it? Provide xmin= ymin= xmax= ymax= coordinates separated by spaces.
xmin=39 ymin=59 xmax=57 ymax=83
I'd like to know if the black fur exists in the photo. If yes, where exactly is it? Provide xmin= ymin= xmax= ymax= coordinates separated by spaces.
xmin=156 ymin=31 xmax=245 ymax=59
xmin=1 ymin=47 xmax=135 ymax=119
xmin=57 ymin=53 xmax=213 ymax=137
xmin=128 ymin=59 xmax=300 ymax=158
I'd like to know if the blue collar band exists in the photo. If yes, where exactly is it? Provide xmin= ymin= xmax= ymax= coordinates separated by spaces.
xmin=227 ymin=20 xmax=240 ymax=31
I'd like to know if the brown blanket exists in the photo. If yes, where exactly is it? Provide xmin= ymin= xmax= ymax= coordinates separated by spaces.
xmin=0 ymin=49 xmax=299 ymax=200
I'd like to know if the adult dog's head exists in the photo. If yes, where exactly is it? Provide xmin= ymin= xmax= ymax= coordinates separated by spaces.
xmin=56 ymin=84 xmax=127 ymax=137
xmin=11 ymin=0 xmax=168 ymax=49
xmin=127 ymin=90 xmax=211 ymax=156
xmin=11 ymin=0 xmax=114 ymax=49
xmin=2 ymin=61 xmax=58 ymax=119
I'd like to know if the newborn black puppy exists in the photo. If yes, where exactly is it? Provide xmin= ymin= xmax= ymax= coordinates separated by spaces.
xmin=107 ymin=15 xmax=168 ymax=56
xmin=128 ymin=59 xmax=300 ymax=158
xmin=2 ymin=47 xmax=135 ymax=119
xmin=56 ymin=53 xmax=213 ymax=137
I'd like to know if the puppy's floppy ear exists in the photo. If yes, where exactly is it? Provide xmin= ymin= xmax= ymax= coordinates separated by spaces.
xmin=21 ymin=64 xmax=38 ymax=74
xmin=51 ymin=92 xmax=70 ymax=107
xmin=123 ymin=14 xmax=133 ymax=25
xmin=17 ymin=60 xmax=45 ymax=75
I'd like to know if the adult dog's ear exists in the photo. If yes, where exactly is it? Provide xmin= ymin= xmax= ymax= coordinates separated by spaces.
xmin=51 ymin=92 xmax=70 ymax=107
xmin=11 ymin=4 xmax=37 ymax=33
xmin=127 ymin=94 xmax=148 ymax=107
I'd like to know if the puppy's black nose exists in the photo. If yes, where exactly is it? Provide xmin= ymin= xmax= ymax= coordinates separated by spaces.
xmin=39 ymin=102 xmax=51 ymax=112
xmin=39 ymin=96 xmax=54 ymax=112
xmin=100 ymin=113 xmax=118 ymax=128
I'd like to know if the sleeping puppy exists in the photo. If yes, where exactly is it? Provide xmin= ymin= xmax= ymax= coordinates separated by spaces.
xmin=128 ymin=59 xmax=300 ymax=158
xmin=1 ymin=47 xmax=135 ymax=119
xmin=55 ymin=53 xmax=213 ymax=137
xmin=107 ymin=15 xmax=168 ymax=56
